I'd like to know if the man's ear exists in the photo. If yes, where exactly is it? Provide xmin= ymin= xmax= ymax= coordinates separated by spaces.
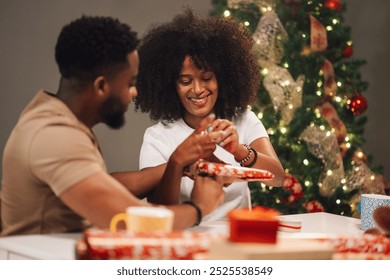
xmin=93 ymin=76 xmax=107 ymax=97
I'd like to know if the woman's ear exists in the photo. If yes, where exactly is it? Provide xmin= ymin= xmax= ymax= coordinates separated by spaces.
xmin=93 ymin=76 xmax=107 ymax=97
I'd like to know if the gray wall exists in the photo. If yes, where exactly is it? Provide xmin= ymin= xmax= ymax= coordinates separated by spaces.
xmin=0 ymin=0 xmax=212 ymax=178
xmin=344 ymin=0 xmax=390 ymax=179
xmin=0 ymin=0 xmax=389 ymax=183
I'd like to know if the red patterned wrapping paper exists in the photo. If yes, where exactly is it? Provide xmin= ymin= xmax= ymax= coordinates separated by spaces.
xmin=78 ymin=229 xmax=227 ymax=260
xmin=192 ymin=160 xmax=274 ymax=182
xmin=317 ymin=234 xmax=390 ymax=260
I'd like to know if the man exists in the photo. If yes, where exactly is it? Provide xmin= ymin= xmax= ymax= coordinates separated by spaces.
xmin=0 ymin=16 xmax=225 ymax=236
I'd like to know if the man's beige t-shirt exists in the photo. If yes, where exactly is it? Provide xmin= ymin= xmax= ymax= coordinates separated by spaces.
xmin=1 ymin=90 xmax=106 ymax=235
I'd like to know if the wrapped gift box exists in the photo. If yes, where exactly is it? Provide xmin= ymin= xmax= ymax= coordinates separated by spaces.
xmin=191 ymin=160 xmax=274 ymax=182
xmin=76 ymin=228 xmax=227 ymax=260
xmin=228 ymin=207 xmax=280 ymax=244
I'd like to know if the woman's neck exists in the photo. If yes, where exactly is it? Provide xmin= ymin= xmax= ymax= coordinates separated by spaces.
xmin=182 ymin=113 xmax=210 ymax=129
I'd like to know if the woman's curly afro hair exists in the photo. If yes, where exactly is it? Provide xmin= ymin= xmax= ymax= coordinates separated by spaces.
xmin=135 ymin=9 xmax=259 ymax=122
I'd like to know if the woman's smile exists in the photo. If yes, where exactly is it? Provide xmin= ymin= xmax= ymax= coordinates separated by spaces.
xmin=187 ymin=92 xmax=213 ymax=106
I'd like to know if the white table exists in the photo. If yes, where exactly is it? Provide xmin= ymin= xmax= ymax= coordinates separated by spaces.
xmin=0 ymin=233 xmax=80 ymax=260
xmin=0 ymin=212 xmax=362 ymax=260
xmin=194 ymin=212 xmax=362 ymax=236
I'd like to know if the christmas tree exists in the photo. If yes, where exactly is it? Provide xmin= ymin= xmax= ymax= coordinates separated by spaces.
xmin=210 ymin=0 xmax=388 ymax=216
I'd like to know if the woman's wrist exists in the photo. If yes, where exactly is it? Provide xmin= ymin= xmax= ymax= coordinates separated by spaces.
xmin=234 ymin=144 xmax=258 ymax=167
xmin=169 ymin=151 xmax=190 ymax=169
xmin=234 ymin=144 xmax=252 ymax=164
xmin=233 ymin=144 xmax=251 ymax=161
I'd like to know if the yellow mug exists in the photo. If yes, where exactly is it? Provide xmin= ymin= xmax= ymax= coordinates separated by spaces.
xmin=110 ymin=206 xmax=174 ymax=233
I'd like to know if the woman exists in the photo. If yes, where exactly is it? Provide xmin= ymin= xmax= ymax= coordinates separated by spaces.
xmin=135 ymin=9 xmax=284 ymax=222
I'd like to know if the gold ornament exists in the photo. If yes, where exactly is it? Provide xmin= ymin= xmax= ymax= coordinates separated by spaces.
xmin=252 ymin=10 xmax=288 ymax=67
xmin=345 ymin=162 xmax=386 ymax=195
xmin=263 ymin=66 xmax=304 ymax=124
xmin=249 ymin=3 xmax=303 ymax=124
xmin=301 ymin=125 xmax=345 ymax=196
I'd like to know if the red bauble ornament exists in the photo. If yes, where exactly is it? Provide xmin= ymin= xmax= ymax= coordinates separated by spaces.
xmin=325 ymin=0 xmax=342 ymax=12
xmin=348 ymin=95 xmax=368 ymax=116
xmin=303 ymin=200 xmax=325 ymax=213
xmin=342 ymin=45 xmax=353 ymax=58
xmin=282 ymin=174 xmax=303 ymax=203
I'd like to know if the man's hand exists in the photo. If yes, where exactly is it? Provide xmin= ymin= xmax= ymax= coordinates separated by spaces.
xmin=190 ymin=175 xmax=225 ymax=217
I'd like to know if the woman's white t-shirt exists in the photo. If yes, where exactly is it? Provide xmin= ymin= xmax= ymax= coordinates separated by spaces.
xmin=139 ymin=109 xmax=268 ymax=222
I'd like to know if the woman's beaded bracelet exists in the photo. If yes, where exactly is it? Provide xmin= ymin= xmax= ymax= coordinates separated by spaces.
xmin=234 ymin=144 xmax=253 ymax=165
xmin=245 ymin=146 xmax=258 ymax=168
xmin=235 ymin=144 xmax=258 ymax=167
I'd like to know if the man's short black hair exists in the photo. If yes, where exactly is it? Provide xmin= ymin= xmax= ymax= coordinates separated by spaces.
xmin=55 ymin=15 xmax=139 ymax=82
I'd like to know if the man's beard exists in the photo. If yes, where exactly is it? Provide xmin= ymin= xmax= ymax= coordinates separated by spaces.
xmin=99 ymin=95 xmax=127 ymax=129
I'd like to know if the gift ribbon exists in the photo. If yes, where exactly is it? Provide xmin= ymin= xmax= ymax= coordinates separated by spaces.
xmin=317 ymin=101 xmax=347 ymax=144
xmin=310 ymin=15 xmax=328 ymax=52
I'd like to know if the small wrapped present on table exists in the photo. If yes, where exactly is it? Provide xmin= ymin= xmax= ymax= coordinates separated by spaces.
xmin=228 ymin=207 xmax=280 ymax=244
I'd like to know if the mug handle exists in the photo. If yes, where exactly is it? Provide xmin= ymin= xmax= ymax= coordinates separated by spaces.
xmin=109 ymin=213 xmax=128 ymax=232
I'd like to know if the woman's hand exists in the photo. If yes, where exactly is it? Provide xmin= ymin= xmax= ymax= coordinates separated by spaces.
xmin=207 ymin=119 xmax=250 ymax=162
xmin=208 ymin=119 xmax=239 ymax=154
xmin=169 ymin=115 xmax=226 ymax=169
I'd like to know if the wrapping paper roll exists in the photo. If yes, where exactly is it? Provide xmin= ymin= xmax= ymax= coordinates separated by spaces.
xmin=191 ymin=160 xmax=274 ymax=182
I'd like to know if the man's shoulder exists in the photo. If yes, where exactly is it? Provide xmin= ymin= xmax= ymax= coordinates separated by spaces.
xmin=15 ymin=91 xmax=94 ymax=143
xmin=18 ymin=91 xmax=79 ymax=129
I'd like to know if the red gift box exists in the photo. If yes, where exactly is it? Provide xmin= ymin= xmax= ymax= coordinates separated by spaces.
xmin=228 ymin=207 xmax=280 ymax=244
